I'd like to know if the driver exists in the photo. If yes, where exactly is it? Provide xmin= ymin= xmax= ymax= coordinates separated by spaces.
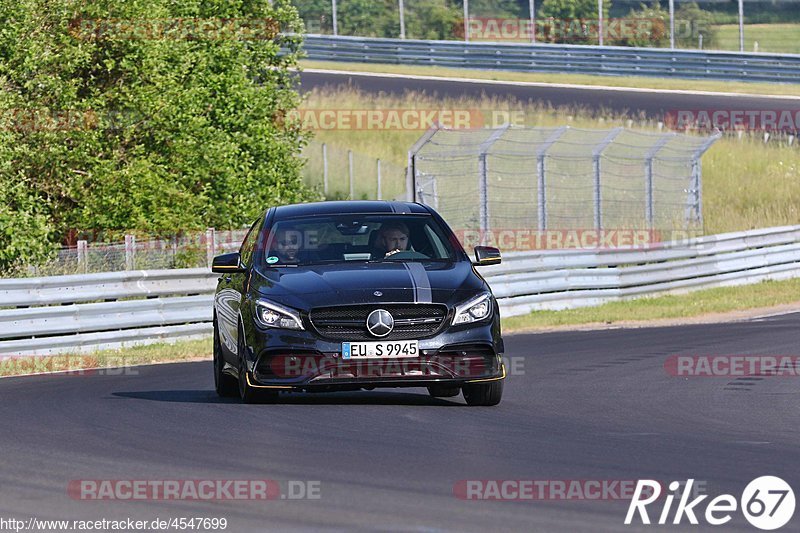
xmin=372 ymin=221 xmax=410 ymax=259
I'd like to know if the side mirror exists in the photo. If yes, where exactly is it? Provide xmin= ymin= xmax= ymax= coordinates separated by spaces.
xmin=212 ymin=252 xmax=245 ymax=273
xmin=474 ymin=246 xmax=501 ymax=266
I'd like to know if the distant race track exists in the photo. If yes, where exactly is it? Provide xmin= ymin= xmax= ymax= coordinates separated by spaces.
xmin=298 ymin=69 xmax=800 ymax=119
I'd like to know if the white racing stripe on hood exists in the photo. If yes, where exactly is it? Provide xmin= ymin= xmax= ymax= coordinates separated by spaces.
xmin=403 ymin=262 xmax=432 ymax=303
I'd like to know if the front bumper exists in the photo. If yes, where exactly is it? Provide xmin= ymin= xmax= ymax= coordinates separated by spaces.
xmin=244 ymin=318 xmax=504 ymax=391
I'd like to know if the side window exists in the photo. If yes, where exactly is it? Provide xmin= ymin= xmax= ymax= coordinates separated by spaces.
xmin=239 ymin=219 xmax=261 ymax=267
xmin=424 ymin=223 xmax=452 ymax=259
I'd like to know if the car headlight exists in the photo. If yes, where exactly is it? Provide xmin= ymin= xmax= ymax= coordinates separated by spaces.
xmin=255 ymin=300 xmax=304 ymax=330
xmin=453 ymin=293 xmax=493 ymax=325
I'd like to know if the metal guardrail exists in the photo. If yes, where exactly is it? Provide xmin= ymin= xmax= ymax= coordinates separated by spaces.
xmin=301 ymin=35 xmax=800 ymax=83
xmin=3 ymin=225 xmax=800 ymax=356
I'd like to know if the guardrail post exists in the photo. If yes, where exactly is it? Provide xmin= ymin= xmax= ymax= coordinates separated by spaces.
xmin=536 ymin=127 xmax=568 ymax=231
xmin=592 ymin=128 xmax=623 ymax=232
xmin=322 ymin=143 xmax=329 ymax=196
xmin=376 ymin=159 xmax=382 ymax=200
xmin=77 ymin=240 xmax=88 ymax=273
xmin=206 ymin=228 xmax=216 ymax=267
xmin=124 ymin=235 xmax=135 ymax=270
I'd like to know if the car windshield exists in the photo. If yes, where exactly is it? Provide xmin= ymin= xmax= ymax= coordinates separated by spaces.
xmin=262 ymin=214 xmax=458 ymax=267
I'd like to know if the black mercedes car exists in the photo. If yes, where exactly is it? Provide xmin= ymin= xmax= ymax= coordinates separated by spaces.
xmin=211 ymin=201 xmax=505 ymax=405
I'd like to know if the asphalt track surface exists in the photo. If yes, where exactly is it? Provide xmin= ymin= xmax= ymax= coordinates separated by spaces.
xmin=1 ymin=312 xmax=799 ymax=532
xmin=298 ymin=70 xmax=800 ymax=119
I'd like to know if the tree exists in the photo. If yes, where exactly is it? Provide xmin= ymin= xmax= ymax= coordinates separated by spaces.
xmin=0 ymin=0 xmax=314 ymax=271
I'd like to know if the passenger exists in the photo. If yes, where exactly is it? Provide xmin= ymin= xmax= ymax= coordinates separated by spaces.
xmin=271 ymin=227 xmax=303 ymax=264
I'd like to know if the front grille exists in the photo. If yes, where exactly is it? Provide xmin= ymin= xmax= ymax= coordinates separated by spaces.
xmin=309 ymin=304 xmax=449 ymax=341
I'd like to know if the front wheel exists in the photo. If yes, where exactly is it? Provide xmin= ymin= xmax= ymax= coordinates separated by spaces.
xmin=213 ymin=320 xmax=238 ymax=397
xmin=462 ymin=380 xmax=503 ymax=406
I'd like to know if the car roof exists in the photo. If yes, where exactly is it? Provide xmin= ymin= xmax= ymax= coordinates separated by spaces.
xmin=272 ymin=201 xmax=431 ymax=220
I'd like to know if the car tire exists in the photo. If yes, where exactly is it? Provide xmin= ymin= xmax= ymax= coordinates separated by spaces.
xmin=213 ymin=319 xmax=238 ymax=398
xmin=427 ymin=385 xmax=460 ymax=398
xmin=462 ymin=380 xmax=503 ymax=406
xmin=237 ymin=327 xmax=278 ymax=404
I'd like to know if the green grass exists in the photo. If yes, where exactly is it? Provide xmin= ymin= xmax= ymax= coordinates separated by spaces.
xmin=300 ymin=60 xmax=800 ymax=97
xmin=502 ymin=278 xmax=800 ymax=332
xmin=301 ymin=87 xmax=800 ymax=234
xmin=0 ymin=338 xmax=211 ymax=377
xmin=714 ymin=23 xmax=800 ymax=54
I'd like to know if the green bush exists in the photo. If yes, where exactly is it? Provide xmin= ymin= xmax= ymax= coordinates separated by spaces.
xmin=539 ymin=0 xmax=611 ymax=44
xmin=0 ymin=0 xmax=316 ymax=272
xmin=675 ymin=2 xmax=717 ymax=49
xmin=613 ymin=2 xmax=668 ymax=48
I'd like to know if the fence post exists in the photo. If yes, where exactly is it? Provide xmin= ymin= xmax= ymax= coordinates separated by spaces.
xmin=687 ymin=132 xmax=721 ymax=229
xmin=597 ymin=0 xmax=604 ymax=46
xmin=399 ymin=0 xmax=406 ymax=39
xmin=348 ymin=150 xmax=354 ymax=200
xmin=77 ymin=240 xmax=88 ymax=273
xmin=332 ymin=0 xmax=338 ymax=36
xmin=529 ymin=0 xmax=536 ymax=44
xmin=206 ymin=228 xmax=216 ymax=267
xmin=124 ymin=234 xmax=135 ymax=270
xmin=407 ymin=125 xmax=439 ymax=202
xmin=644 ymin=135 xmax=673 ymax=231
xmin=322 ymin=143 xmax=329 ymax=196
xmin=592 ymin=128 xmax=623 ymax=232
xmin=377 ymin=159 xmax=382 ymax=200
xmin=463 ymin=0 xmax=469 ymax=42
xmin=536 ymin=127 xmax=568 ymax=231
xmin=477 ymin=125 xmax=510 ymax=240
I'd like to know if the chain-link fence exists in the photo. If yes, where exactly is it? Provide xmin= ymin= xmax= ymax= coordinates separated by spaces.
xmin=292 ymin=0 xmax=800 ymax=54
xmin=410 ymin=125 xmax=719 ymax=248
xmin=301 ymin=140 xmax=408 ymax=201
xmin=22 ymin=229 xmax=249 ymax=278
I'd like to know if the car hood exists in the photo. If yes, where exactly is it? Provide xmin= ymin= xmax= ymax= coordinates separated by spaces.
xmin=254 ymin=261 xmax=486 ymax=310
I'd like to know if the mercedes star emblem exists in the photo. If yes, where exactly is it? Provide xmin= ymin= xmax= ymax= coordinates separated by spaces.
xmin=366 ymin=309 xmax=394 ymax=338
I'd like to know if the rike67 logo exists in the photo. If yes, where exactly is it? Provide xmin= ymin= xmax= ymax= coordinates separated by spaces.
xmin=625 ymin=477 xmax=795 ymax=530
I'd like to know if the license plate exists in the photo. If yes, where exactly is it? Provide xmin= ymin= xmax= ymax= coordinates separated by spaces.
xmin=342 ymin=340 xmax=419 ymax=359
